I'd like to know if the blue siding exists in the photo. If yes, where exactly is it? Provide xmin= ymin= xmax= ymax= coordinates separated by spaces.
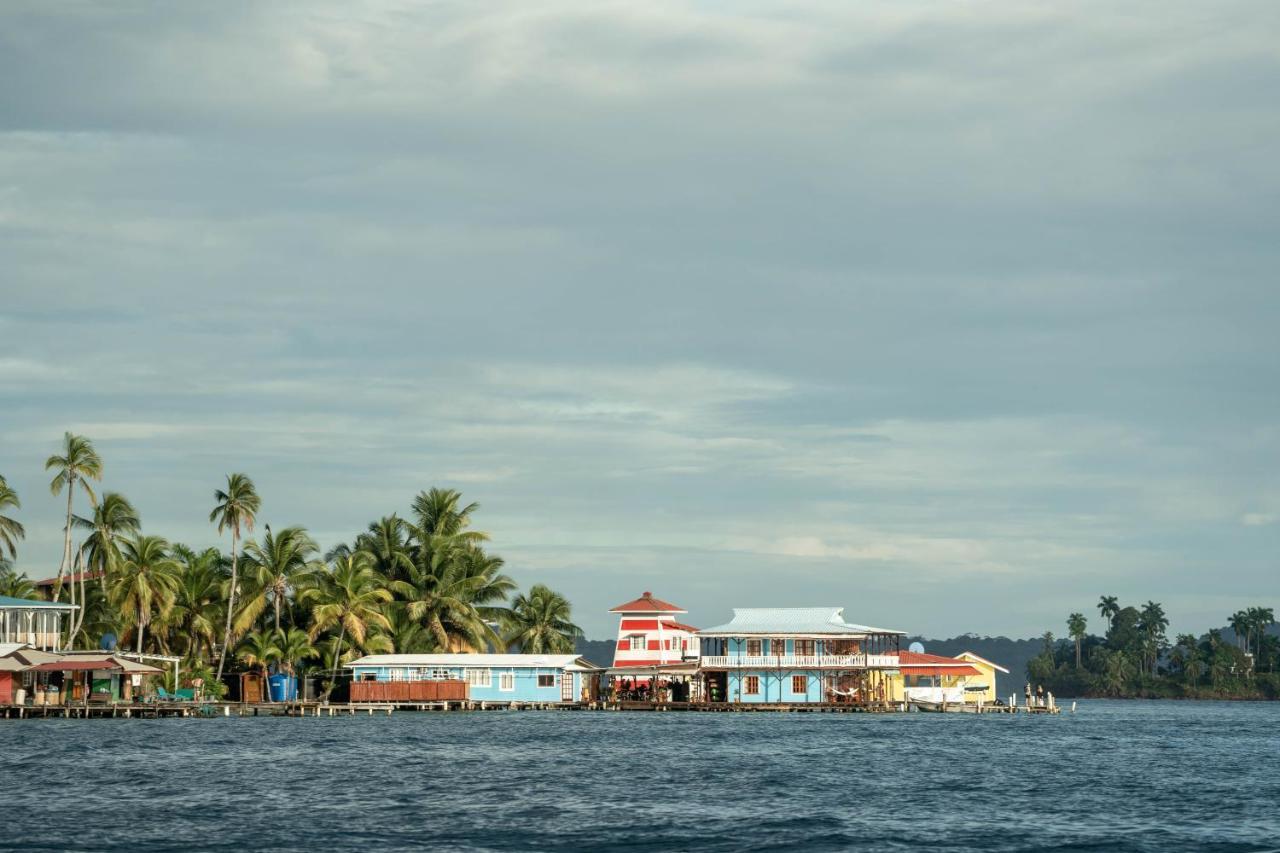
xmin=350 ymin=664 xmax=577 ymax=703
xmin=727 ymin=670 xmax=824 ymax=703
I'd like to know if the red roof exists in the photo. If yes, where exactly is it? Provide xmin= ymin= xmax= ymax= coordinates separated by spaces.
xmin=608 ymin=591 xmax=686 ymax=614
xmin=32 ymin=659 xmax=122 ymax=672
xmin=35 ymin=570 xmax=104 ymax=587
xmin=898 ymin=650 xmax=981 ymax=676
xmin=665 ymin=621 xmax=699 ymax=633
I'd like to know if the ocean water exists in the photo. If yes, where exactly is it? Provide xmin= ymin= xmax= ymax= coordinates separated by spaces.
xmin=1 ymin=700 xmax=1276 ymax=852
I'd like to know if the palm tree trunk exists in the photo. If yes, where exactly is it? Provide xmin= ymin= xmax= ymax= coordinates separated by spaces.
xmin=326 ymin=624 xmax=347 ymax=699
xmin=1075 ymin=639 xmax=1081 ymax=669
xmin=274 ymin=595 xmax=281 ymax=635
xmin=54 ymin=479 xmax=75 ymax=602
xmin=137 ymin=601 xmax=146 ymax=654
xmin=215 ymin=527 xmax=240 ymax=685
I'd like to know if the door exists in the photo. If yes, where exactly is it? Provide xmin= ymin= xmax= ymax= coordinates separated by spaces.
xmin=561 ymin=672 xmax=574 ymax=703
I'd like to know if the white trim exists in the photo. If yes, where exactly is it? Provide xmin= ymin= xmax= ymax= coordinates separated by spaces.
xmin=465 ymin=668 xmax=492 ymax=688
xmin=498 ymin=671 xmax=514 ymax=692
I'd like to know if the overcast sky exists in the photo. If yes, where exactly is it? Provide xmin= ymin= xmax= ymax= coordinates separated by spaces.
xmin=2 ymin=1 xmax=1277 ymax=639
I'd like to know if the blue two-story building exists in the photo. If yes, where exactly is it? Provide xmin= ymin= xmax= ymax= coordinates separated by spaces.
xmin=697 ymin=608 xmax=904 ymax=704
xmin=346 ymin=653 xmax=603 ymax=704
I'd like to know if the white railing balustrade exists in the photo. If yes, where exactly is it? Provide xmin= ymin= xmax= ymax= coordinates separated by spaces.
xmin=700 ymin=654 xmax=901 ymax=669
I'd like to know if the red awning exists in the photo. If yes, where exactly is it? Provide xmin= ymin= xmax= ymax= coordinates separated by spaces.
xmin=31 ymin=660 xmax=123 ymax=672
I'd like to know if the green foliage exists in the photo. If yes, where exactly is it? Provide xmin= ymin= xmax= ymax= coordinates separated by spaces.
xmin=1033 ymin=596 xmax=1277 ymax=699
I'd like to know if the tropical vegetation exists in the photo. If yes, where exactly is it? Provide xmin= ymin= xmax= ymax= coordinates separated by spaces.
xmin=0 ymin=434 xmax=586 ymax=699
xmin=1028 ymin=596 xmax=1279 ymax=699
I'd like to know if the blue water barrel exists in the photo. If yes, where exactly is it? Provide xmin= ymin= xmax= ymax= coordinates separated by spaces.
xmin=268 ymin=674 xmax=297 ymax=702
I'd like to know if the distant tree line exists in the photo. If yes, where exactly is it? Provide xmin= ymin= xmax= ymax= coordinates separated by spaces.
xmin=0 ymin=433 xmax=584 ymax=698
xmin=1029 ymin=596 xmax=1278 ymax=699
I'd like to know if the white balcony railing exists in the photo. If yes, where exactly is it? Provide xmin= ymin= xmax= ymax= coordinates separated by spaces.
xmin=700 ymin=654 xmax=899 ymax=669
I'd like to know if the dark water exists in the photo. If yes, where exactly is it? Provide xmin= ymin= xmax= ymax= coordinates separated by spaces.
xmin=2 ymin=701 xmax=1277 ymax=852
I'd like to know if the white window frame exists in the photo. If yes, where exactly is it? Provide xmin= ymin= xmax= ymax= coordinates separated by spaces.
xmin=629 ymin=634 xmax=647 ymax=651
xmin=499 ymin=671 xmax=515 ymax=692
xmin=466 ymin=668 xmax=492 ymax=688
xmin=429 ymin=668 xmax=451 ymax=680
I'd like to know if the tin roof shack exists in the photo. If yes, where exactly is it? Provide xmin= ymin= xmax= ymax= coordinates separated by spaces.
xmin=30 ymin=652 xmax=164 ymax=705
xmin=697 ymin=608 xmax=905 ymax=705
xmin=0 ymin=595 xmax=78 ymax=651
xmin=346 ymin=654 xmax=604 ymax=704
xmin=0 ymin=645 xmax=162 ymax=706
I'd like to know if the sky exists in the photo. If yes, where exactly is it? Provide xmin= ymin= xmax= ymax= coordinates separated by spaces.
xmin=1 ymin=1 xmax=1277 ymax=640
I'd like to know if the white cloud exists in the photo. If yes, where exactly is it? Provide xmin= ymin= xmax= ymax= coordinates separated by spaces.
xmin=1241 ymin=512 xmax=1277 ymax=527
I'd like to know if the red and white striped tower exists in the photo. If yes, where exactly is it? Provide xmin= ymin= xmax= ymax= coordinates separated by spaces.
xmin=609 ymin=591 xmax=699 ymax=677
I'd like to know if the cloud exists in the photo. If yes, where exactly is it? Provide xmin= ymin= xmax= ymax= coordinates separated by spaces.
xmin=1 ymin=0 xmax=1278 ymax=639
xmin=1241 ymin=513 xmax=1278 ymax=527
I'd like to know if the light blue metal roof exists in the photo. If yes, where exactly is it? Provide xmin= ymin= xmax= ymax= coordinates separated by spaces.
xmin=0 ymin=595 xmax=77 ymax=610
xmin=699 ymin=607 xmax=904 ymax=636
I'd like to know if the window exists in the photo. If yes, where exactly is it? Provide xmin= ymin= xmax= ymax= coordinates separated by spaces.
xmin=429 ymin=668 xmax=451 ymax=680
xmin=389 ymin=668 xmax=406 ymax=682
xmin=360 ymin=673 xmax=376 ymax=682
xmin=792 ymin=675 xmax=808 ymax=694
xmin=772 ymin=639 xmax=788 ymax=656
xmin=466 ymin=669 xmax=492 ymax=688
xmin=795 ymin=640 xmax=815 ymax=656
xmin=744 ymin=675 xmax=760 ymax=695
xmin=499 ymin=672 xmax=514 ymax=691
xmin=537 ymin=674 xmax=556 ymax=688
xmin=746 ymin=639 xmax=763 ymax=656
xmin=629 ymin=634 xmax=646 ymax=651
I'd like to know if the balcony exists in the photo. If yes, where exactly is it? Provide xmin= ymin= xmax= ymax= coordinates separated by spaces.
xmin=700 ymin=654 xmax=898 ymax=669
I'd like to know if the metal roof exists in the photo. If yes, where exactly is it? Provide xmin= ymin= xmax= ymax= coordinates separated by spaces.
xmin=346 ymin=653 xmax=603 ymax=671
xmin=0 ymin=595 xmax=78 ymax=610
xmin=699 ymin=607 xmax=905 ymax=637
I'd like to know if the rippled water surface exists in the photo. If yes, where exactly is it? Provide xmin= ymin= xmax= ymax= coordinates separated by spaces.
xmin=1 ymin=700 xmax=1277 ymax=852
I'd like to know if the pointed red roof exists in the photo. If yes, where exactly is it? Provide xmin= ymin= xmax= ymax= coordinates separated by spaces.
xmin=608 ymin=591 xmax=686 ymax=614
xmin=897 ymin=650 xmax=981 ymax=676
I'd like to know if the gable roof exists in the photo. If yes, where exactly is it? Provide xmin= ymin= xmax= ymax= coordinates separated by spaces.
xmin=699 ymin=607 xmax=904 ymax=637
xmin=956 ymin=651 xmax=1011 ymax=674
xmin=609 ymin=592 xmax=686 ymax=614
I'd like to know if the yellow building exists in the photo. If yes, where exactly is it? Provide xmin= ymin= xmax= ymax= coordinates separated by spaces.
xmin=888 ymin=650 xmax=1009 ymax=705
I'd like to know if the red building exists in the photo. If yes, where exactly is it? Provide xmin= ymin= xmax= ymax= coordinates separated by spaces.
xmin=609 ymin=591 xmax=699 ymax=673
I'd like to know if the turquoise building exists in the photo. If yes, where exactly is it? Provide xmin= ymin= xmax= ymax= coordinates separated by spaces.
xmin=346 ymin=654 xmax=603 ymax=704
xmin=697 ymin=608 xmax=905 ymax=704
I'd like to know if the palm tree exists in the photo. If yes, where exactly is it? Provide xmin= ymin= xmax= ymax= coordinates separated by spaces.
xmin=236 ymin=525 xmax=319 ymax=635
xmin=504 ymin=584 xmax=582 ymax=653
xmin=1228 ymin=610 xmax=1250 ymax=652
xmin=1067 ymin=612 xmax=1087 ymax=669
xmin=355 ymin=515 xmax=415 ymax=582
xmin=411 ymin=488 xmax=487 ymax=544
xmin=1246 ymin=607 xmax=1274 ymax=658
xmin=45 ymin=433 xmax=104 ymax=600
xmin=1139 ymin=600 xmax=1169 ymax=677
xmin=210 ymin=473 xmax=261 ymax=685
xmin=1098 ymin=595 xmax=1119 ymax=633
xmin=392 ymin=540 xmax=512 ymax=653
xmin=74 ymin=492 xmax=141 ymax=589
xmin=375 ymin=605 xmax=438 ymax=654
xmin=169 ymin=545 xmax=226 ymax=661
xmin=304 ymin=553 xmax=392 ymax=686
xmin=0 ymin=566 xmax=36 ymax=598
xmin=109 ymin=534 xmax=181 ymax=654
xmin=0 ymin=475 xmax=25 ymax=560
xmin=277 ymin=628 xmax=318 ymax=676
xmin=236 ymin=629 xmax=283 ymax=701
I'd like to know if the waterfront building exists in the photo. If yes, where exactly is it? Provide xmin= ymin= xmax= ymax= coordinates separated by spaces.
xmin=0 ymin=643 xmax=163 ymax=705
xmin=697 ymin=608 xmax=904 ymax=704
xmin=890 ymin=650 xmax=1010 ymax=705
xmin=346 ymin=654 xmax=603 ymax=704
xmin=0 ymin=595 xmax=78 ymax=651
xmin=609 ymin=591 xmax=700 ymax=671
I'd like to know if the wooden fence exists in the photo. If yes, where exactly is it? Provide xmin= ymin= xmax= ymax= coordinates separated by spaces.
xmin=349 ymin=680 xmax=468 ymax=703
